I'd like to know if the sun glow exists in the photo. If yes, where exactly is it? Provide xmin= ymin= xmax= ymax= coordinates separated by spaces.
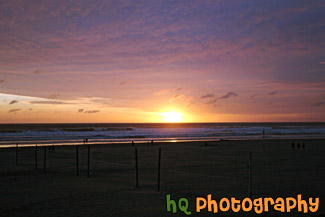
xmin=161 ymin=111 xmax=183 ymax=123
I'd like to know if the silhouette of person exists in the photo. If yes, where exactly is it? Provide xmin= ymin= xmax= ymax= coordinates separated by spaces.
xmin=297 ymin=143 xmax=300 ymax=149
xmin=291 ymin=142 xmax=295 ymax=150
xmin=262 ymin=129 xmax=265 ymax=138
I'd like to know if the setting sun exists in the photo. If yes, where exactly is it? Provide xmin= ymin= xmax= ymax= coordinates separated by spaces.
xmin=162 ymin=111 xmax=183 ymax=123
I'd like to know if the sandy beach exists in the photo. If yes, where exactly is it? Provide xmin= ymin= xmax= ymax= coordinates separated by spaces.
xmin=0 ymin=139 xmax=324 ymax=217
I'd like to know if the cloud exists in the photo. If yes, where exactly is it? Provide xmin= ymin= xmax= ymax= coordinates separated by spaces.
xmin=320 ymin=62 xmax=325 ymax=64
xmin=176 ymin=88 xmax=183 ymax=91
xmin=312 ymin=101 xmax=324 ymax=107
xmin=33 ymin=69 xmax=42 ymax=74
xmin=8 ymin=109 xmax=21 ymax=113
xmin=9 ymin=100 xmax=19 ymax=104
xmin=119 ymin=81 xmax=127 ymax=86
xmin=219 ymin=92 xmax=238 ymax=99
xmin=173 ymin=94 xmax=180 ymax=98
xmin=204 ymin=91 xmax=238 ymax=104
xmin=201 ymin=93 xmax=215 ymax=99
xmin=47 ymin=93 xmax=60 ymax=99
xmin=250 ymin=94 xmax=258 ymax=98
xmin=0 ymin=79 xmax=6 ymax=84
xmin=268 ymin=91 xmax=277 ymax=95
xmin=84 ymin=110 xmax=100 ymax=113
xmin=78 ymin=108 xmax=84 ymax=112
xmin=206 ymin=98 xmax=218 ymax=104
xmin=154 ymin=89 xmax=170 ymax=96
xmin=29 ymin=101 xmax=68 ymax=104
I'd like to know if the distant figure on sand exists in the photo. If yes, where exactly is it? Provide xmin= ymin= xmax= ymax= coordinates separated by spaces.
xmin=297 ymin=143 xmax=300 ymax=149
xmin=262 ymin=129 xmax=265 ymax=138
xmin=291 ymin=142 xmax=295 ymax=150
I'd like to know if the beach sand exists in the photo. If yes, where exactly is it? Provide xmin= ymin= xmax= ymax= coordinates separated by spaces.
xmin=0 ymin=139 xmax=324 ymax=216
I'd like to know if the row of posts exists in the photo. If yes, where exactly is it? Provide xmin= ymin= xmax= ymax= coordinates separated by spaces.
xmin=13 ymin=142 xmax=253 ymax=195
xmin=15 ymin=143 xmax=91 ymax=178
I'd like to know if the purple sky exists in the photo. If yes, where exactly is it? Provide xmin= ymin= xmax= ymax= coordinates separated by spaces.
xmin=0 ymin=0 xmax=324 ymax=122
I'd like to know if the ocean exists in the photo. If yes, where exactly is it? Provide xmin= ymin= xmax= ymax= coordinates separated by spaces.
xmin=0 ymin=123 xmax=324 ymax=147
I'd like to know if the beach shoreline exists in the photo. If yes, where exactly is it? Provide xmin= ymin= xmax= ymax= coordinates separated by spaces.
xmin=1 ymin=137 xmax=325 ymax=148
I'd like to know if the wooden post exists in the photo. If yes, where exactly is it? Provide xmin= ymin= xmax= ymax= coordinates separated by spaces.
xmin=87 ymin=145 xmax=90 ymax=178
xmin=157 ymin=147 xmax=161 ymax=192
xmin=35 ymin=145 xmax=38 ymax=169
xmin=76 ymin=145 xmax=79 ymax=176
xmin=248 ymin=152 xmax=252 ymax=198
xmin=43 ymin=146 xmax=46 ymax=171
xmin=16 ymin=143 xmax=18 ymax=166
xmin=135 ymin=148 xmax=139 ymax=188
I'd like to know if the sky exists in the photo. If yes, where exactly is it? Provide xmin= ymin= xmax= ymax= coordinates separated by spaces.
xmin=0 ymin=0 xmax=324 ymax=123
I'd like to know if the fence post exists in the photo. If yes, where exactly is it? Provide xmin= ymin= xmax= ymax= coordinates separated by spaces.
xmin=248 ymin=152 xmax=252 ymax=198
xmin=157 ymin=147 xmax=161 ymax=191
xmin=135 ymin=148 xmax=139 ymax=188
xmin=16 ymin=144 xmax=18 ymax=166
xmin=76 ymin=145 xmax=79 ymax=176
xmin=87 ymin=145 xmax=90 ymax=178
xmin=43 ymin=146 xmax=46 ymax=171
xmin=35 ymin=145 xmax=38 ymax=169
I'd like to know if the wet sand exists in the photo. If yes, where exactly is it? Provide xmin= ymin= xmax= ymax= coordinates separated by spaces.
xmin=0 ymin=139 xmax=324 ymax=216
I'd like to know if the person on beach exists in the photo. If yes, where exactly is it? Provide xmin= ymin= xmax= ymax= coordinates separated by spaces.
xmin=291 ymin=142 xmax=295 ymax=150
xmin=262 ymin=129 xmax=265 ymax=138
xmin=297 ymin=143 xmax=300 ymax=149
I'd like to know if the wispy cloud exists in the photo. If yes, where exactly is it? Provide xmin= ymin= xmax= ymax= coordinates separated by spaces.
xmin=119 ymin=81 xmax=127 ymax=86
xmin=312 ymin=101 xmax=324 ymax=107
xmin=154 ymin=89 xmax=170 ymax=96
xmin=206 ymin=98 xmax=218 ymax=104
xmin=84 ymin=110 xmax=100 ymax=113
xmin=33 ymin=69 xmax=42 ymax=74
xmin=8 ymin=109 xmax=21 ymax=113
xmin=201 ymin=93 xmax=215 ymax=99
xmin=220 ymin=92 xmax=238 ymax=99
xmin=9 ymin=100 xmax=19 ymax=104
xmin=78 ymin=108 xmax=84 ymax=112
xmin=0 ymin=79 xmax=6 ymax=84
xmin=268 ymin=91 xmax=277 ymax=95
xmin=47 ymin=93 xmax=60 ymax=99
xmin=29 ymin=101 xmax=68 ymax=105
xmin=204 ymin=91 xmax=238 ymax=105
